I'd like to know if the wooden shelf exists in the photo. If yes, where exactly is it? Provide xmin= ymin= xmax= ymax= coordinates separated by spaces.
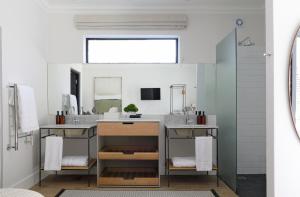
xmin=98 ymin=167 xmax=159 ymax=186
xmin=99 ymin=146 xmax=159 ymax=160
xmin=167 ymin=159 xmax=217 ymax=171
xmin=98 ymin=122 xmax=159 ymax=136
xmin=41 ymin=159 xmax=96 ymax=171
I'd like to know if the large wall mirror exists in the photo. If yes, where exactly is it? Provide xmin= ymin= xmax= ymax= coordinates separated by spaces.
xmin=289 ymin=27 xmax=300 ymax=138
xmin=47 ymin=63 xmax=216 ymax=115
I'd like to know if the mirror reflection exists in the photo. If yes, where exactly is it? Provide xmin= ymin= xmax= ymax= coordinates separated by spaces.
xmin=47 ymin=63 xmax=202 ymax=115
xmin=289 ymin=29 xmax=300 ymax=135
xmin=94 ymin=77 xmax=122 ymax=114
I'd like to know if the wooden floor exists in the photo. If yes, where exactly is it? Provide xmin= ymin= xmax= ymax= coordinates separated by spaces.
xmin=31 ymin=175 xmax=238 ymax=197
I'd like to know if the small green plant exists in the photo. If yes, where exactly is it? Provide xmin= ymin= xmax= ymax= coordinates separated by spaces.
xmin=124 ymin=104 xmax=139 ymax=113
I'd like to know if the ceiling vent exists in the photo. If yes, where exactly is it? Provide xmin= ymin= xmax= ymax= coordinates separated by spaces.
xmin=74 ymin=14 xmax=188 ymax=30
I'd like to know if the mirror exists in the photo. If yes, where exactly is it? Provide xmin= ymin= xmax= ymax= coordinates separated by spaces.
xmin=289 ymin=27 xmax=300 ymax=137
xmin=47 ymin=63 xmax=200 ymax=115
xmin=94 ymin=77 xmax=122 ymax=114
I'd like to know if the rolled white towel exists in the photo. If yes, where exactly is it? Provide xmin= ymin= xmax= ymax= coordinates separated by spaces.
xmin=172 ymin=157 xmax=196 ymax=167
xmin=62 ymin=156 xmax=88 ymax=167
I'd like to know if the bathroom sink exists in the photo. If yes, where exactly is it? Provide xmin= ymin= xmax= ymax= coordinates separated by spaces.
xmin=165 ymin=124 xmax=218 ymax=129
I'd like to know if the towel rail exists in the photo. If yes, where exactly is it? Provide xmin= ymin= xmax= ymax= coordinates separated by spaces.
xmin=7 ymin=83 xmax=33 ymax=151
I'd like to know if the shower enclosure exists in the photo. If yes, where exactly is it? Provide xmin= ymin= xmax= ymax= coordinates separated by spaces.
xmin=215 ymin=28 xmax=266 ymax=193
xmin=216 ymin=29 xmax=238 ymax=191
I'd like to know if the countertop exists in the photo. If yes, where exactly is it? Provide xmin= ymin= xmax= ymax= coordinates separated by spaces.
xmin=40 ymin=124 xmax=97 ymax=129
xmin=165 ymin=124 xmax=218 ymax=129
xmin=97 ymin=118 xmax=160 ymax=122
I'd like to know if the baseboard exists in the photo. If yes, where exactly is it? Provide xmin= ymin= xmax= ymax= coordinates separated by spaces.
xmin=8 ymin=169 xmax=48 ymax=189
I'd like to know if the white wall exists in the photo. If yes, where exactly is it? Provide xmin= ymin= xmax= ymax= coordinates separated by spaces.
xmin=82 ymin=64 xmax=197 ymax=114
xmin=265 ymin=0 xmax=274 ymax=196
xmin=266 ymin=0 xmax=300 ymax=196
xmin=47 ymin=11 xmax=265 ymax=64
xmin=48 ymin=64 xmax=82 ymax=115
xmin=0 ymin=27 xmax=2 ymax=187
xmin=0 ymin=0 xmax=48 ymax=188
xmin=237 ymin=46 xmax=266 ymax=174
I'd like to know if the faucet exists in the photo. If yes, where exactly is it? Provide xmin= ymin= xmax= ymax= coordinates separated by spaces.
xmin=73 ymin=116 xmax=80 ymax=125
xmin=184 ymin=106 xmax=193 ymax=125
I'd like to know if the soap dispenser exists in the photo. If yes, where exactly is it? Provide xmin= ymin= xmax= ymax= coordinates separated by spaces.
xmin=60 ymin=111 xmax=65 ymax=124
xmin=56 ymin=111 xmax=60 ymax=125
xmin=202 ymin=111 xmax=207 ymax=125
xmin=197 ymin=111 xmax=202 ymax=124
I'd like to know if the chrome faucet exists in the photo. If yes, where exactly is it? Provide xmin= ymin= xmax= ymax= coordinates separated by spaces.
xmin=73 ymin=116 xmax=80 ymax=125
xmin=184 ymin=106 xmax=193 ymax=125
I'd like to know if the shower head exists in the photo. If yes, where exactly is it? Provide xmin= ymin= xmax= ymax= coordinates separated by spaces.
xmin=238 ymin=36 xmax=255 ymax=46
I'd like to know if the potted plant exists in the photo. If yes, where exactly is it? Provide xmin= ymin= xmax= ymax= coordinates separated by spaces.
xmin=124 ymin=104 xmax=139 ymax=117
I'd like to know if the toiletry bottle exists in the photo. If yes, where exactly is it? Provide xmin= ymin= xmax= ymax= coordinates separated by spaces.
xmin=56 ymin=111 xmax=60 ymax=124
xmin=61 ymin=111 xmax=65 ymax=124
xmin=197 ymin=111 xmax=202 ymax=124
xmin=203 ymin=111 xmax=207 ymax=125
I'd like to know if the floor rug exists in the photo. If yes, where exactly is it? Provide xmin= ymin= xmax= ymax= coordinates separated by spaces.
xmin=56 ymin=190 xmax=219 ymax=197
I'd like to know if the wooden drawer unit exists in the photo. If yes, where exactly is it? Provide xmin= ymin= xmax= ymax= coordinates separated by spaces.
xmin=99 ymin=146 xmax=159 ymax=160
xmin=97 ymin=120 xmax=160 ymax=187
xmin=98 ymin=122 xmax=159 ymax=136
xmin=98 ymin=167 xmax=159 ymax=187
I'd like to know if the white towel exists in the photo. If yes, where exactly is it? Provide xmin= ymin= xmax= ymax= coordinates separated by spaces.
xmin=195 ymin=136 xmax=212 ymax=171
xmin=44 ymin=136 xmax=63 ymax=171
xmin=17 ymin=85 xmax=39 ymax=133
xmin=172 ymin=157 xmax=196 ymax=167
xmin=62 ymin=156 xmax=88 ymax=167
xmin=62 ymin=94 xmax=69 ymax=112
xmin=69 ymin=95 xmax=78 ymax=115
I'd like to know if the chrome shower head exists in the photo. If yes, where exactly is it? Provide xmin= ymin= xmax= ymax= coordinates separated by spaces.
xmin=238 ymin=37 xmax=255 ymax=46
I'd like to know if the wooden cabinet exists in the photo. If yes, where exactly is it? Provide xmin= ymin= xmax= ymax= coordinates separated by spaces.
xmin=98 ymin=122 xmax=159 ymax=136
xmin=97 ymin=120 xmax=160 ymax=187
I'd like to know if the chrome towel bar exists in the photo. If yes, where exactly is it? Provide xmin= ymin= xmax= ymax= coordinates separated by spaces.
xmin=7 ymin=83 xmax=33 ymax=151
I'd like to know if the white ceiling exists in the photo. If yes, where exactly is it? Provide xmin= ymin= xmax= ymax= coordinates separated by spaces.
xmin=43 ymin=0 xmax=265 ymax=11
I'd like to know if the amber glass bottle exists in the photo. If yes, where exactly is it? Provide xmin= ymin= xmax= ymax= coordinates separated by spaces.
xmin=60 ymin=111 xmax=65 ymax=124
xmin=202 ymin=111 xmax=207 ymax=125
xmin=197 ymin=111 xmax=202 ymax=124
xmin=56 ymin=111 xmax=60 ymax=124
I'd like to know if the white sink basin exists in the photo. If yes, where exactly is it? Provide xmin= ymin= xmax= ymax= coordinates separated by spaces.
xmin=165 ymin=124 xmax=218 ymax=129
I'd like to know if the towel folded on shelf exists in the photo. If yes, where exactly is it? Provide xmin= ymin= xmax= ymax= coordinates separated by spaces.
xmin=44 ymin=136 xmax=63 ymax=171
xmin=172 ymin=157 xmax=196 ymax=167
xmin=195 ymin=136 xmax=213 ymax=171
xmin=62 ymin=156 xmax=88 ymax=167
xmin=17 ymin=85 xmax=39 ymax=133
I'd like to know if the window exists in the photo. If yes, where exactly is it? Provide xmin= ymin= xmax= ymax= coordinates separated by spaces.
xmin=85 ymin=37 xmax=179 ymax=64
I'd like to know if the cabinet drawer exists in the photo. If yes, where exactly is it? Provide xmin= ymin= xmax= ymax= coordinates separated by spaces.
xmin=98 ymin=122 xmax=159 ymax=136
xmin=98 ymin=167 xmax=159 ymax=186
xmin=98 ymin=177 xmax=159 ymax=186
xmin=99 ymin=152 xmax=159 ymax=160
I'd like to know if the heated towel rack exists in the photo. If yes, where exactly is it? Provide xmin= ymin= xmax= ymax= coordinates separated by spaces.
xmin=7 ymin=83 xmax=33 ymax=151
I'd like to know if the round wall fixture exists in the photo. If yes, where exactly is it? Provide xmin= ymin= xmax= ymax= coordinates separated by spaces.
xmin=289 ymin=26 xmax=300 ymax=140
xmin=236 ymin=18 xmax=244 ymax=27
